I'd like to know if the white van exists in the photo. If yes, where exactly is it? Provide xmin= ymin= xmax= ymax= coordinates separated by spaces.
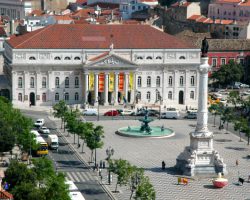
xmin=48 ymin=134 xmax=59 ymax=150
xmin=82 ymin=109 xmax=97 ymax=116
xmin=34 ymin=118 xmax=45 ymax=127
xmin=161 ymin=111 xmax=180 ymax=119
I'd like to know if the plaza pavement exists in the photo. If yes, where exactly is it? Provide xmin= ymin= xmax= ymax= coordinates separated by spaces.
xmin=18 ymin=105 xmax=250 ymax=200
xmin=51 ymin=117 xmax=250 ymax=200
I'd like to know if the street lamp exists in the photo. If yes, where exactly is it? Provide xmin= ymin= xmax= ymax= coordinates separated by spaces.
xmin=97 ymin=96 xmax=100 ymax=121
xmin=106 ymin=146 xmax=114 ymax=185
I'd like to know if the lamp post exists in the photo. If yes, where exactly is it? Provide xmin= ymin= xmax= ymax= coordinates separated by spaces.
xmin=97 ymin=96 xmax=100 ymax=121
xmin=106 ymin=146 xmax=114 ymax=185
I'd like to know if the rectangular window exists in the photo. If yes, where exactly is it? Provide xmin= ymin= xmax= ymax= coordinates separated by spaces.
xmin=212 ymin=58 xmax=217 ymax=67
xmin=221 ymin=58 xmax=226 ymax=66
xmin=42 ymin=77 xmax=46 ymax=88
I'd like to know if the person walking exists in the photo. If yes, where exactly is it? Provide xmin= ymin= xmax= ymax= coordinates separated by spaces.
xmin=162 ymin=161 xmax=166 ymax=170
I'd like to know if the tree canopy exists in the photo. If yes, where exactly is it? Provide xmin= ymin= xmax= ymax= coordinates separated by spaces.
xmin=211 ymin=60 xmax=243 ymax=87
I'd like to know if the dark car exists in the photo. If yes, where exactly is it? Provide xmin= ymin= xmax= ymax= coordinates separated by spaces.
xmin=104 ymin=110 xmax=119 ymax=116
xmin=184 ymin=112 xmax=197 ymax=119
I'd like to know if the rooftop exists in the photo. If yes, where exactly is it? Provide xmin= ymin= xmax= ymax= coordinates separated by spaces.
xmin=7 ymin=24 xmax=195 ymax=49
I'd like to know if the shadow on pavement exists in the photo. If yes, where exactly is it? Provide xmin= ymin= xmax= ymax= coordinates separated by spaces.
xmin=57 ymin=160 xmax=82 ymax=166
xmin=224 ymin=147 xmax=248 ymax=151
xmin=203 ymin=184 xmax=218 ymax=189
xmin=145 ymin=166 xmax=182 ymax=176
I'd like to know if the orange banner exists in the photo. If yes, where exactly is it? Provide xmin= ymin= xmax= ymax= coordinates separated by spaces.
xmin=99 ymin=73 xmax=104 ymax=92
xmin=119 ymin=73 xmax=124 ymax=92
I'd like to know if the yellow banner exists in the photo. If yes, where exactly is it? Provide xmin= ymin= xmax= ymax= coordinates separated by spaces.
xmin=129 ymin=72 xmax=133 ymax=90
xmin=89 ymin=72 xmax=94 ymax=91
xmin=109 ymin=72 xmax=114 ymax=92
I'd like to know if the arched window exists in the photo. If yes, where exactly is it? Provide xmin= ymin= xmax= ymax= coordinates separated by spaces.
xmin=156 ymin=56 xmax=162 ymax=60
xmin=30 ymin=77 xmax=35 ymax=88
xmin=146 ymin=56 xmax=152 ymax=60
xmin=54 ymin=56 xmax=61 ymax=60
xmin=75 ymin=92 xmax=79 ymax=101
xmin=190 ymin=76 xmax=195 ymax=86
xmin=147 ymin=76 xmax=151 ymax=87
xmin=64 ymin=57 xmax=71 ymax=60
xmin=190 ymin=91 xmax=195 ymax=99
xmin=137 ymin=76 xmax=142 ymax=87
xmin=65 ymin=77 xmax=69 ymax=88
xmin=168 ymin=76 xmax=173 ymax=86
xmin=55 ymin=93 xmax=59 ymax=101
xmin=156 ymin=76 xmax=160 ymax=87
xmin=75 ymin=77 xmax=79 ymax=88
xmin=74 ymin=57 xmax=80 ymax=60
xmin=42 ymin=93 xmax=46 ymax=102
xmin=18 ymin=77 xmax=23 ymax=88
xmin=146 ymin=91 xmax=151 ymax=101
xmin=55 ymin=77 xmax=60 ymax=88
xmin=42 ymin=77 xmax=46 ymax=88
xmin=137 ymin=56 xmax=143 ymax=60
xmin=179 ymin=56 xmax=186 ymax=59
xmin=65 ymin=92 xmax=69 ymax=101
xmin=180 ymin=76 xmax=184 ymax=86
xmin=29 ymin=56 xmax=36 ymax=60
xmin=168 ymin=91 xmax=172 ymax=100
xmin=18 ymin=93 xmax=22 ymax=101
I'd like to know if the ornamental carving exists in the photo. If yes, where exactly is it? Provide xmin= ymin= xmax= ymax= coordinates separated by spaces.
xmin=15 ymin=53 xmax=26 ymax=60
xmin=101 ymin=57 xmax=120 ymax=65
xmin=39 ymin=53 xmax=50 ymax=59
xmin=167 ymin=53 xmax=176 ymax=59
xmin=189 ymin=53 xmax=198 ymax=59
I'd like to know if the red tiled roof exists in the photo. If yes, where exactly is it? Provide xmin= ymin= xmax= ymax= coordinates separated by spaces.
xmin=196 ymin=16 xmax=207 ymax=23
xmin=53 ymin=15 xmax=73 ymax=21
xmin=89 ymin=51 xmax=109 ymax=61
xmin=171 ymin=1 xmax=192 ymax=7
xmin=216 ymin=0 xmax=239 ymax=3
xmin=76 ymin=0 xmax=87 ymax=4
xmin=0 ymin=190 xmax=13 ymax=199
xmin=72 ymin=8 xmax=95 ymax=17
xmin=28 ymin=10 xmax=44 ymax=16
xmin=88 ymin=2 xmax=119 ymax=9
xmin=122 ymin=20 xmax=141 ymax=24
xmin=7 ymin=24 xmax=194 ymax=49
xmin=187 ymin=15 xmax=202 ymax=20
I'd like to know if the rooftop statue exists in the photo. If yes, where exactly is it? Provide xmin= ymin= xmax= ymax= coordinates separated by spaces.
xmin=201 ymin=37 xmax=209 ymax=57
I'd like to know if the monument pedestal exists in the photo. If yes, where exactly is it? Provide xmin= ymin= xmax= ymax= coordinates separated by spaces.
xmin=176 ymin=130 xmax=227 ymax=176
xmin=175 ymin=56 xmax=227 ymax=176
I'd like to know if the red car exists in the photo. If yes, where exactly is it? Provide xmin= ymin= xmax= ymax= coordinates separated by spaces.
xmin=104 ymin=110 xmax=119 ymax=116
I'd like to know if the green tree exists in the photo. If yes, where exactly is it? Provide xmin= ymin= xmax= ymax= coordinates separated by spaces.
xmin=44 ymin=172 xmax=70 ymax=200
xmin=85 ymin=125 xmax=104 ymax=163
xmin=221 ymin=106 xmax=234 ymax=133
xmin=227 ymin=91 xmax=241 ymax=109
xmin=12 ymin=182 xmax=46 ymax=200
xmin=134 ymin=176 xmax=156 ymax=200
xmin=4 ymin=160 xmax=37 ymax=190
xmin=211 ymin=60 xmax=243 ymax=87
xmin=32 ymin=157 xmax=55 ymax=187
xmin=53 ymin=100 xmax=68 ymax=130
xmin=234 ymin=117 xmax=246 ymax=142
xmin=209 ymin=104 xmax=222 ymax=126
xmin=109 ymin=159 xmax=132 ymax=192
xmin=129 ymin=167 xmax=144 ymax=199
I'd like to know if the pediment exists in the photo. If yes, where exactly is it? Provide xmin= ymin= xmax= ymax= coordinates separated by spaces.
xmin=85 ymin=53 xmax=137 ymax=67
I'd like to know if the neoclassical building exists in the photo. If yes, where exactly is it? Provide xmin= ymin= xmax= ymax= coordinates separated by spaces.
xmin=4 ymin=24 xmax=201 ymax=109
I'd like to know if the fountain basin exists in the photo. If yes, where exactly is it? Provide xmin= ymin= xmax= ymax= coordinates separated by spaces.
xmin=116 ymin=126 xmax=175 ymax=138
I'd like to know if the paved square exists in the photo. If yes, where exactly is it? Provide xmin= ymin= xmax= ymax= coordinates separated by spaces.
xmin=51 ymin=112 xmax=250 ymax=200
xmin=85 ymin=118 xmax=250 ymax=200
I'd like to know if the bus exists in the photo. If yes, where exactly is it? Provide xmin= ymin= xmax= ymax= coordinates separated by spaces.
xmin=31 ymin=130 xmax=48 ymax=156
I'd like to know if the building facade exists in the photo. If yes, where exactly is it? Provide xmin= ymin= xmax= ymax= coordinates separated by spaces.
xmin=0 ymin=0 xmax=25 ymax=20
xmin=4 ymin=24 xmax=200 ymax=109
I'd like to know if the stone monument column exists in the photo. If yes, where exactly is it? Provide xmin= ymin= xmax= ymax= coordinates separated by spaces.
xmin=176 ymin=40 xmax=227 ymax=176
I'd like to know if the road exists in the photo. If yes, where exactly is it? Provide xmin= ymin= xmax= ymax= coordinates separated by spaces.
xmin=21 ymin=110 xmax=111 ymax=200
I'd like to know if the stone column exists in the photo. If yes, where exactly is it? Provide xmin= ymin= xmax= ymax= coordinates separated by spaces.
xmin=48 ymin=71 xmax=52 ymax=105
xmin=114 ymin=72 xmax=119 ymax=105
xmin=94 ymin=72 xmax=99 ymax=106
xmin=12 ymin=71 xmax=16 ymax=102
xmin=174 ymin=70 xmax=178 ymax=101
xmin=124 ymin=72 xmax=129 ymax=102
xmin=104 ymin=72 xmax=109 ymax=106
xmin=195 ymin=57 xmax=209 ymax=133
xmin=84 ymin=73 xmax=89 ymax=104
xmin=130 ymin=72 xmax=135 ymax=104
xmin=162 ymin=70 xmax=167 ymax=103
xmin=185 ymin=70 xmax=189 ymax=106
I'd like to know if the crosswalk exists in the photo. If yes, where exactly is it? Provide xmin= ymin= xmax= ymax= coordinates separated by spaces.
xmin=65 ymin=171 xmax=97 ymax=183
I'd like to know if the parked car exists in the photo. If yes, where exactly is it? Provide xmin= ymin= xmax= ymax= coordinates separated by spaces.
xmin=240 ymin=83 xmax=250 ymax=88
xmin=82 ymin=109 xmax=98 ymax=116
xmin=34 ymin=118 xmax=45 ymax=127
xmin=161 ymin=111 xmax=180 ymax=119
xmin=121 ymin=109 xmax=134 ymax=116
xmin=104 ymin=110 xmax=119 ymax=116
xmin=39 ymin=126 xmax=50 ymax=134
xmin=185 ymin=112 xmax=197 ymax=119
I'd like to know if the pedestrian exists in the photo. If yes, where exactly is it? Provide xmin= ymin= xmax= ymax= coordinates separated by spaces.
xmin=96 ymin=164 xmax=99 ymax=172
xmin=100 ymin=160 xmax=103 ymax=168
xmin=29 ymin=101 xmax=31 ymax=107
xmin=236 ymin=159 xmax=239 ymax=167
xmin=99 ymin=168 xmax=102 ymax=176
xmin=162 ymin=161 xmax=166 ymax=170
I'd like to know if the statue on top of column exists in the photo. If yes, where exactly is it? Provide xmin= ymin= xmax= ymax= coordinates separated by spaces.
xmin=201 ymin=37 xmax=209 ymax=57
